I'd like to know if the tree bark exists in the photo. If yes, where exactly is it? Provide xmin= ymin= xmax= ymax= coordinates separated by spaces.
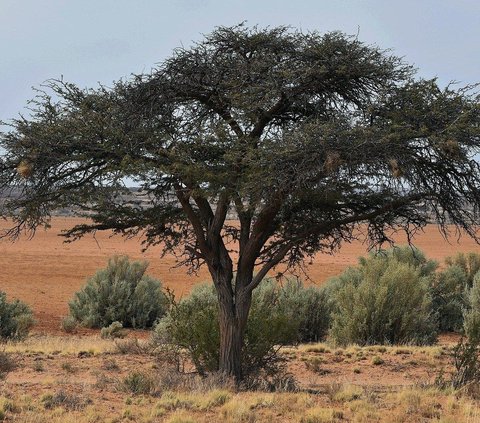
xmin=215 ymin=275 xmax=252 ymax=382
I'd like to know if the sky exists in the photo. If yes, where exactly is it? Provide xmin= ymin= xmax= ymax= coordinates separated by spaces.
xmin=1 ymin=0 xmax=479 ymax=127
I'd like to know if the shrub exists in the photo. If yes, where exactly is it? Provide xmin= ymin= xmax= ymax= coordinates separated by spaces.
xmin=463 ymin=273 xmax=480 ymax=343
xmin=445 ymin=252 xmax=480 ymax=287
xmin=274 ymin=279 xmax=331 ymax=343
xmin=449 ymin=275 xmax=480 ymax=390
xmin=152 ymin=280 xmax=301 ymax=379
xmin=244 ymin=280 xmax=303 ymax=377
xmin=0 ymin=292 xmax=34 ymax=340
xmin=120 ymin=371 xmax=156 ymax=395
xmin=42 ymin=390 xmax=87 ymax=410
xmin=69 ymin=256 xmax=167 ymax=328
xmin=60 ymin=315 xmax=78 ymax=333
xmin=0 ymin=352 xmax=16 ymax=380
xmin=100 ymin=321 xmax=127 ymax=339
xmin=368 ymin=245 xmax=438 ymax=277
xmin=152 ymin=284 xmax=219 ymax=374
xmin=328 ymin=247 xmax=437 ymax=346
xmin=430 ymin=265 xmax=468 ymax=332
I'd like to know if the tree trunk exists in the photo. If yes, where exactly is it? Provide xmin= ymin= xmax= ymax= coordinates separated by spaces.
xmin=218 ymin=304 xmax=244 ymax=379
xmin=216 ymin=283 xmax=252 ymax=381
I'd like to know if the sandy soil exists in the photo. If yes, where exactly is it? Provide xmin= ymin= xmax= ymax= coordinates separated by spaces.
xmin=0 ymin=334 xmax=468 ymax=422
xmin=0 ymin=218 xmax=479 ymax=333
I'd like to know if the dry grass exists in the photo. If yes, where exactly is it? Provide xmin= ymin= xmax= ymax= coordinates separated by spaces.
xmin=0 ymin=382 xmax=478 ymax=422
xmin=4 ymin=335 xmax=116 ymax=355
xmin=0 ymin=334 xmax=477 ymax=422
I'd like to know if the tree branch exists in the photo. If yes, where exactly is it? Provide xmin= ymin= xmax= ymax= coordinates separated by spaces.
xmin=250 ymin=92 xmax=289 ymax=139
xmin=174 ymin=183 xmax=211 ymax=259
xmin=247 ymin=192 xmax=429 ymax=290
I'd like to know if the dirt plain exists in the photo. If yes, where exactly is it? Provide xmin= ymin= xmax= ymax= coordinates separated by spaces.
xmin=0 ymin=218 xmax=480 ymax=421
xmin=0 ymin=217 xmax=479 ymax=334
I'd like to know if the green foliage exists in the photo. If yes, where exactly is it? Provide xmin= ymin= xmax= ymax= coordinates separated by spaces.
xmin=152 ymin=280 xmax=305 ymax=377
xmin=69 ymin=256 xmax=167 ymax=329
xmin=273 ymin=280 xmax=331 ymax=343
xmin=445 ymin=252 xmax=480 ymax=287
xmin=328 ymin=247 xmax=437 ymax=346
xmin=152 ymin=285 xmax=219 ymax=374
xmin=451 ymin=337 xmax=480 ymax=390
xmin=451 ymin=281 xmax=480 ymax=391
xmin=430 ymin=265 xmax=468 ymax=332
xmin=60 ymin=315 xmax=78 ymax=333
xmin=0 ymin=291 xmax=34 ymax=340
xmin=243 ymin=280 xmax=305 ymax=375
xmin=463 ymin=273 xmax=480 ymax=343
xmin=100 ymin=321 xmax=127 ymax=339
xmin=360 ymin=245 xmax=438 ymax=277
xmin=121 ymin=371 xmax=156 ymax=395
xmin=451 ymin=274 xmax=480 ymax=390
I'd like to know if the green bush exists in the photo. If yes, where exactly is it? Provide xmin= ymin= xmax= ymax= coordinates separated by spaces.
xmin=366 ymin=245 xmax=438 ymax=277
xmin=152 ymin=280 xmax=302 ymax=378
xmin=60 ymin=315 xmax=78 ymax=333
xmin=274 ymin=280 xmax=331 ymax=343
xmin=120 ymin=371 xmax=156 ymax=395
xmin=464 ymin=273 xmax=480 ymax=343
xmin=430 ymin=265 xmax=468 ymax=332
xmin=100 ymin=321 xmax=127 ymax=339
xmin=445 ymin=252 xmax=480 ymax=287
xmin=327 ymin=247 xmax=437 ymax=346
xmin=152 ymin=284 xmax=219 ymax=374
xmin=69 ymin=256 xmax=167 ymax=329
xmin=0 ymin=292 xmax=34 ymax=340
xmin=450 ymin=273 xmax=480 ymax=390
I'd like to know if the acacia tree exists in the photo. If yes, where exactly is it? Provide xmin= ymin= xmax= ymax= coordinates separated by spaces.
xmin=1 ymin=25 xmax=480 ymax=380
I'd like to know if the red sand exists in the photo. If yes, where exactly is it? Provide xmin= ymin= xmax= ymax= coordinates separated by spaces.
xmin=0 ymin=218 xmax=479 ymax=333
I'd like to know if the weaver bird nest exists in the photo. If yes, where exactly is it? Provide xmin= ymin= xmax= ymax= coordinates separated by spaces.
xmin=16 ymin=160 xmax=34 ymax=178
xmin=389 ymin=159 xmax=404 ymax=179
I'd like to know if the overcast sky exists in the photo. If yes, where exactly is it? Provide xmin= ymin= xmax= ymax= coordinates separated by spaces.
xmin=1 ymin=0 xmax=479 ymax=125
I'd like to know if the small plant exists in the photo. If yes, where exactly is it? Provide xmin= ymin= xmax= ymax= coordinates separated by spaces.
xmin=332 ymin=384 xmax=363 ymax=402
xmin=69 ymin=256 xmax=168 ymax=329
xmin=372 ymin=356 xmax=384 ymax=365
xmin=0 ymin=352 xmax=16 ymax=380
xmin=450 ymin=277 xmax=480 ymax=390
xmin=301 ymin=408 xmax=343 ymax=423
xmin=0 ymin=291 xmax=34 ymax=340
xmin=305 ymin=357 xmax=329 ymax=375
xmin=42 ymin=390 xmax=87 ymax=410
xmin=450 ymin=338 xmax=480 ymax=390
xmin=463 ymin=274 xmax=480 ymax=342
xmin=100 ymin=321 xmax=127 ymax=339
xmin=121 ymin=371 xmax=156 ymax=395
xmin=94 ymin=373 xmax=114 ymax=390
xmin=115 ymin=338 xmax=150 ymax=355
xmin=60 ymin=315 xmax=78 ymax=333
xmin=61 ymin=362 xmax=77 ymax=374
xmin=102 ymin=358 xmax=120 ymax=371
xmin=33 ymin=360 xmax=44 ymax=372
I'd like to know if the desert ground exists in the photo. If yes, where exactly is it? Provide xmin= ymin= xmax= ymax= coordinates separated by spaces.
xmin=1 ymin=218 xmax=480 ymax=422
xmin=0 ymin=218 xmax=479 ymax=333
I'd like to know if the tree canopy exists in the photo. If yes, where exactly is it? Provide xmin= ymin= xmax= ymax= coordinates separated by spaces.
xmin=1 ymin=24 xmax=480 ymax=379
